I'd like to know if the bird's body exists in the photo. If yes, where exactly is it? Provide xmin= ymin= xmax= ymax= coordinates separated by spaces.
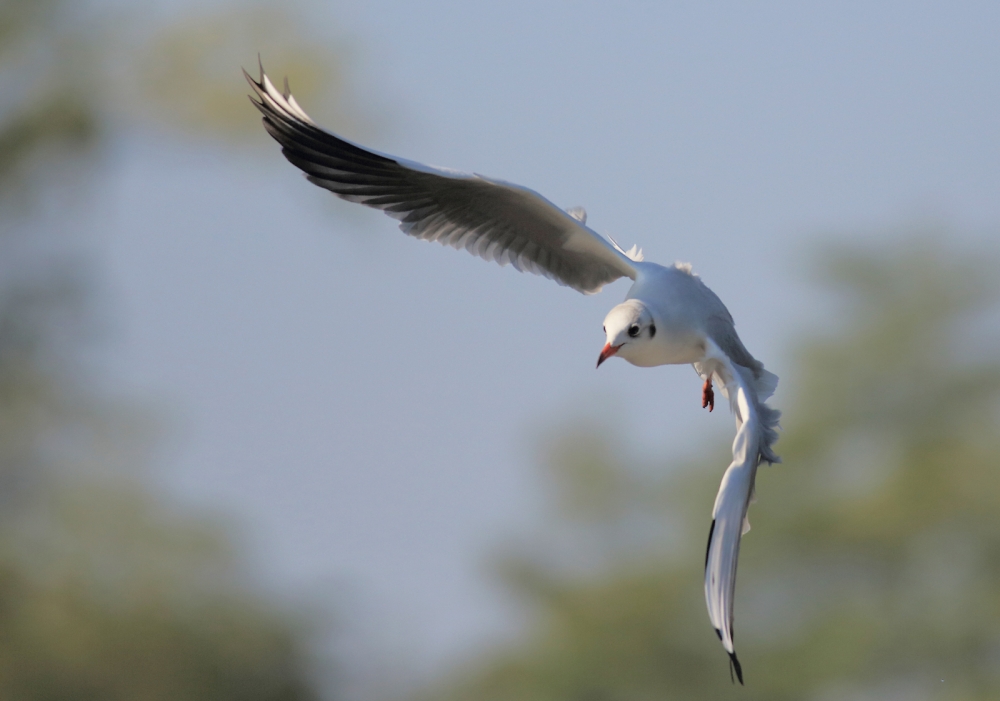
xmin=247 ymin=65 xmax=780 ymax=684
xmin=619 ymin=262 xmax=734 ymax=367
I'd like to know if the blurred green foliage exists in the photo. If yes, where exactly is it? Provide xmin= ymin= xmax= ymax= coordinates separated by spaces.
xmin=5 ymin=0 xmax=998 ymax=698
xmin=0 ymin=1 xmax=97 ymax=191
xmin=133 ymin=6 xmax=352 ymax=141
xmin=0 ymin=483 xmax=320 ymax=701
xmin=420 ymin=238 xmax=1000 ymax=701
xmin=0 ymin=0 xmax=352 ymax=698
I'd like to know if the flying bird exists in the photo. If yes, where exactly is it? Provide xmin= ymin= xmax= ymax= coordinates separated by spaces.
xmin=246 ymin=64 xmax=780 ymax=684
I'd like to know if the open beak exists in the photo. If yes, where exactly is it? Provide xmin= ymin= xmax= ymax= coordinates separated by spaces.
xmin=596 ymin=343 xmax=622 ymax=368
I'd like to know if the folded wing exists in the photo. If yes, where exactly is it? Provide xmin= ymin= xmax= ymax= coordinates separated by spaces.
xmin=698 ymin=344 xmax=781 ymax=685
xmin=246 ymin=65 xmax=637 ymax=294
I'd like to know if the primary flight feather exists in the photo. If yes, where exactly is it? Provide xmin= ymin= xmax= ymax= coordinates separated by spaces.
xmin=247 ymin=64 xmax=780 ymax=684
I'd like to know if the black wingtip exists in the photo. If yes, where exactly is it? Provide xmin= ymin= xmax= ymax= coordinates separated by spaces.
xmin=244 ymin=66 xmax=266 ymax=118
xmin=729 ymin=651 xmax=744 ymax=686
xmin=242 ymin=65 xmax=259 ymax=89
xmin=704 ymin=519 xmax=716 ymax=571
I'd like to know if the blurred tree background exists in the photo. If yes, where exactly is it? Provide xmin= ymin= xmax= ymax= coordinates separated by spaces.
xmin=3 ymin=0 xmax=999 ymax=699
xmin=412 ymin=238 xmax=1000 ymax=701
xmin=0 ymin=0 xmax=347 ymax=697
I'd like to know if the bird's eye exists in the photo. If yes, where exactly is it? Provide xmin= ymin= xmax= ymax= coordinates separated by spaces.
xmin=628 ymin=325 xmax=640 ymax=338
xmin=603 ymin=325 xmax=606 ymax=333
xmin=649 ymin=324 xmax=656 ymax=338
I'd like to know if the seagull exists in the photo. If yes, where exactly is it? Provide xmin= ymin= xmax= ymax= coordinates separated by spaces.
xmin=246 ymin=64 xmax=780 ymax=684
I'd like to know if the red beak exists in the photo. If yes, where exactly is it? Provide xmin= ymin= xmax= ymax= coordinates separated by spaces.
xmin=596 ymin=343 xmax=622 ymax=368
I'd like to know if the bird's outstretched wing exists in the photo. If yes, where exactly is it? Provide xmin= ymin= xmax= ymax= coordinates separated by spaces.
xmin=245 ymin=64 xmax=637 ymax=294
xmin=697 ymin=343 xmax=780 ymax=685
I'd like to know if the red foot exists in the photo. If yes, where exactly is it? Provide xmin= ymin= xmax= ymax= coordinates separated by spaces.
xmin=702 ymin=378 xmax=715 ymax=412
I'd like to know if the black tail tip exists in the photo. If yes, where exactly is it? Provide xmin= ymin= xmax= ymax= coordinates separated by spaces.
xmin=729 ymin=651 xmax=744 ymax=685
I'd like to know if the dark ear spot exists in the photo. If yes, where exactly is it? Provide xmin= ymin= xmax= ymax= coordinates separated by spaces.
xmin=649 ymin=324 xmax=656 ymax=338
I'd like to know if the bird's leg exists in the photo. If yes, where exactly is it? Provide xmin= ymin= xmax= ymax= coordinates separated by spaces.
xmin=702 ymin=377 xmax=715 ymax=412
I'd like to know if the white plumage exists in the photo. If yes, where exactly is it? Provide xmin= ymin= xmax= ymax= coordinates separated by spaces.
xmin=247 ymin=64 xmax=780 ymax=684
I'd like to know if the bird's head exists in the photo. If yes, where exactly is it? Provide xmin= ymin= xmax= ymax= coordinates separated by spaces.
xmin=597 ymin=300 xmax=657 ymax=368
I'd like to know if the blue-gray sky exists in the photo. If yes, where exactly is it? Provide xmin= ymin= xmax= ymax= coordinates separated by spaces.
xmin=90 ymin=0 xmax=999 ymax=682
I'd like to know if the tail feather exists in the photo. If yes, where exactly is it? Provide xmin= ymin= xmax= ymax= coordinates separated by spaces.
xmin=753 ymin=367 xmax=779 ymax=401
